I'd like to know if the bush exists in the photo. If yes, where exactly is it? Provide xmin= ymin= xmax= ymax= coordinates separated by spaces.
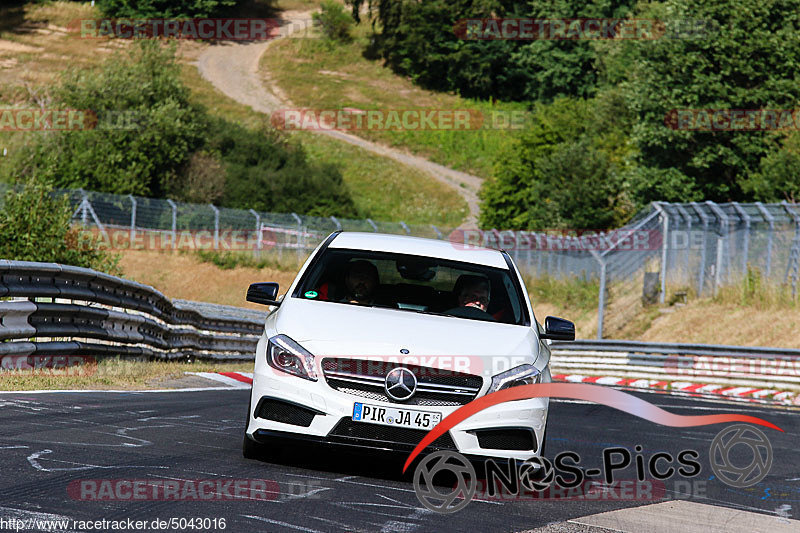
xmin=0 ymin=180 xmax=120 ymax=274
xmin=313 ymin=0 xmax=354 ymax=43
xmin=7 ymin=39 xmax=358 ymax=218
xmin=11 ymin=40 xmax=206 ymax=197
xmin=97 ymin=0 xmax=237 ymax=18
xmin=209 ymin=119 xmax=358 ymax=217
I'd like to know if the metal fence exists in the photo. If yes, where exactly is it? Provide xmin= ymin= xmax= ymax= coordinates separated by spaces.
xmin=2 ymin=185 xmax=798 ymax=340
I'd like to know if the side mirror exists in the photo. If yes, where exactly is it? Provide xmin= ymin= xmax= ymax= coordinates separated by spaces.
xmin=540 ymin=316 xmax=575 ymax=341
xmin=247 ymin=282 xmax=281 ymax=306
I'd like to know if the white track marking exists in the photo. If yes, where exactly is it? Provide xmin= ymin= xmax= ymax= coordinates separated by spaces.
xmin=27 ymin=449 xmax=166 ymax=472
xmin=0 ymin=387 xmax=242 ymax=394
xmin=242 ymin=515 xmax=324 ymax=532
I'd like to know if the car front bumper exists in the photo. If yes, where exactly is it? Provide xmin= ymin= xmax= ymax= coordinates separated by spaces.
xmin=246 ymin=365 xmax=550 ymax=461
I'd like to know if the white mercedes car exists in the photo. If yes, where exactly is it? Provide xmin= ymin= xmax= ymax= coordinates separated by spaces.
xmin=243 ymin=231 xmax=574 ymax=463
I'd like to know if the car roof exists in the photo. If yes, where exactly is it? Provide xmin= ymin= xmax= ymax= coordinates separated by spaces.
xmin=328 ymin=232 xmax=509 ymax=269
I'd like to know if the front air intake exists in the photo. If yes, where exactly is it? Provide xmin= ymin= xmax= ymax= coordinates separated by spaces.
xmin=255 ymin=398 xmax=319 ymax=427
xmin=473 ymin=428 xmax=537 ymax=451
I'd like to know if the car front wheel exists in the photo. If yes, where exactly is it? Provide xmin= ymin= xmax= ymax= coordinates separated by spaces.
xmin=242 ymin=399 xmax=267 ymax=459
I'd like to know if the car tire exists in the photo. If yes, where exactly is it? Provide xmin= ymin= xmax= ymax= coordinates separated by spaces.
xmin=539 ymin=420 xmax=548 ymax=458
xmin=242 ymin=399 xmax=266 ymax=459
xmin=242 ymin=433 xmax=266 ymax=459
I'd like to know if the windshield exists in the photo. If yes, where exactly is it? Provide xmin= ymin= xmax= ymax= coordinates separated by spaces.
xmin=292 ymin=248 xmax=530 ymax=326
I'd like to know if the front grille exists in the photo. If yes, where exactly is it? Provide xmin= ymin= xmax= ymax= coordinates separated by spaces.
xmin=322 ymin=358 xmax=482 ymax=406
xmin=474 ymin=428 xmax=536 ymax=451
xmin=329 ymin=418 xmax=456 ymax=450
xmin=255 ymin=398 xmax=317 ymax=427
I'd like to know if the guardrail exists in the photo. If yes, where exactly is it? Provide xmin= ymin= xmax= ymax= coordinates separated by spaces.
xmin=3 ymin=260 xmax=798 ymax=393
xmin=0 ymin=260 xmax=264 ymax=363
xmin=550 ymin=339 xmax=800 ymax=391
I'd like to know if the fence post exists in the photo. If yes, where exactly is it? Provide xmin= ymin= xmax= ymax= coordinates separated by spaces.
xmin=690 ymin=202 xmax=710 ymax=296
xmin=330 ymin=216 xmax=341 ymax=231
xmin=166 ymin=199 xmax=177 ymax=250
xmin=653 ymin=203 xmax=669 ymax=304
xmin=714 ymin=235 xmax=724 ymax=296
xmin=536 ymin=233 xmax=544 ymax=276
xmin=706 ymin=201 xmax=730 ymax=286
xmin=128 ymin=194 xmax=136 ymax=243
xmin=674 ymin=204 xmax=692 ymax=285
xmin=431 ymin=225 xmax=442 ymax=239
xmin=291 ymin=212 xmax=303 ymax=261
xmin=755 ymin=202 xmax=774 ymax=279
xmin=249 ymin=209 xmax=261 ymax=257
xmin=400 ymin=221 xmax=411 ymax=235
xmin=210 ymin=204 xmax=219 ymax=250
xmin=78 ymin=188 xmax=88 ymax=226
xmin=731 ymin=202 xmax=750 ymax=277
xmin=590 ymin=250 xmax=606 ymax=339
xmin=367 ymin=218 xmax=378 ymax=232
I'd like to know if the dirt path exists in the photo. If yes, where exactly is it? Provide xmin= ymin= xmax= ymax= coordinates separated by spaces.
xmin=195 ymin=11 xmax=482 ymax=228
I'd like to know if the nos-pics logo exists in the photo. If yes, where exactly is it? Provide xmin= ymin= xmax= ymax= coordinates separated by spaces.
xmin=413 ymin=424 xmax=773 ymax=513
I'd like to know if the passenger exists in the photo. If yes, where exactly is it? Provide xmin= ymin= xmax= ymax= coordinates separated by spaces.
xmin=445 ymin=275 xmax=495 ymax=320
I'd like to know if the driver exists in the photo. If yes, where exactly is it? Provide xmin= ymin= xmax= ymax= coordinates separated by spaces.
xmin=342 ymin=260 xmax=379 ymax=304
xmin=445 ymin=275 xmax=495 ymax=321
xmin=457 ymin=277 xmax=490 ymax=312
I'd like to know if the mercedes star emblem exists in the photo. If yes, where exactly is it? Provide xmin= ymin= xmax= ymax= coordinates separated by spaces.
xmin=385 ymin=367 xmax=417 ymax=401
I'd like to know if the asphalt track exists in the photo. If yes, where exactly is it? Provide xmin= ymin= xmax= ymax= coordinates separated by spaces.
xmin=0 ymin=388 xmax=797 ymax=532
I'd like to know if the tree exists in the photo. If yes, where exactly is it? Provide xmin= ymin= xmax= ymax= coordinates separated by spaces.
xmin=513 ymin=0 xmax=636 ymax=102
xmin=615 ymin=0 xmax=800 ymax=202
xmin=480 ymin=95 xmax=635 ymax=230
xmin=746 ymin=133 xmax=800 ymax=202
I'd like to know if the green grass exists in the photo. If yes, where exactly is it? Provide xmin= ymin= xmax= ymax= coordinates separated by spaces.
xmin=183 ymin=62 xmax=467 ymax=226
xmin=261 ymin=21 xmax=526 ymax=179
xmin=0 ymin=357 xmax=254 ymax=391
xmin=195 ymin=249 xmax=307 ymax=272
xmin=713 ymin=266 xmax=799 ymax=309
xmin=525 ymin=274 xmax=601 ymax=315
xmin=290 ymin=131 xmax=467 ymax=226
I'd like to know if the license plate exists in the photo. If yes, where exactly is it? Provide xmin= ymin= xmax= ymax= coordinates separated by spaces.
xmin=352 ymin=402 xmax=442 ymax=430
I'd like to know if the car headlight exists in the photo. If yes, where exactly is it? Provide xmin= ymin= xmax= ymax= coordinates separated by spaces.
xmin=266 ymin=334 xmax=317 ymax=381
xmin=488 ymin=364 xmax=541 ymax=393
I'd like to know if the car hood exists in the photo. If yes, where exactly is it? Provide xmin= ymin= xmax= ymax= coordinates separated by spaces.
xmin=271 ymin=298 xmax=539 ymax=362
